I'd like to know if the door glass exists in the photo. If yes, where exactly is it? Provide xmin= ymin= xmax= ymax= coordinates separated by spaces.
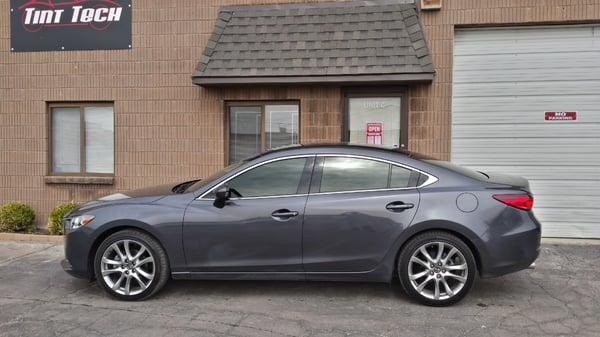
xmin=390 ymin=165 xmax=413 ymax=188
xmin=227 ymin=158 xmax=307 ymax=197
xmin=348 ymin=97 xmax=401 ymax=148
xmin=320 ymin=157 xmax=390 ymax=193
xmin=265 ymin=104 xmax=299 ymax=150
xmin=229 ymin=106 xmax=261 ymax=163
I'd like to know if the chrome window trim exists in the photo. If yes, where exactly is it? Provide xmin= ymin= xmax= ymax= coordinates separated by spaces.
xmin=197 ymin=154 xmax=314 ymax=200
xmin=196 ymin=153 xmax=438 ymax=200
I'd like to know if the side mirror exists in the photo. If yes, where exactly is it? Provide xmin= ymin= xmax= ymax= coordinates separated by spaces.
xmin=213 ymin=185 xmax=230 ymax=209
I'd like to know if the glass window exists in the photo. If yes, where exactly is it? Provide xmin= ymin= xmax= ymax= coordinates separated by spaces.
xmin=227 ymin=158 xmax=307 ymax=198
xmin=348 ymin=97 xmax=402 ymax=148
xmin=228 ymin=103 xmax=299 ymax=163
xmin=320 ymin=157 xmax=390 ymax=193
xmin=390 ymin=165 xmax=413 ymax=188
xmin=50 ymin=104 xmax=114 ymax=174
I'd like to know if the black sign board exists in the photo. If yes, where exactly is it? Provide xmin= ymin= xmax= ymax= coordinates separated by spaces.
xmin=10 ymin=0 xmax=132 ymax=52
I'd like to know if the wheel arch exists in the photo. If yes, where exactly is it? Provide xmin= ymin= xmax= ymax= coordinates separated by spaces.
xmin=391 ymin=221 xmax=486 ymax=279
xmin=87 ymin=221 xmax=169 ymax=281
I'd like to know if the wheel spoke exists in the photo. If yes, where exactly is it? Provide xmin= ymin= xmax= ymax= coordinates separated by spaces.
xmin=132 ymin=273 xmax=147 ymax=290
xmin=416 ymin=275 xmax=433 ymax=292
xmin=102 ymin=257 xmax=121 ymax=265
xmin=434 ymin=279 xmax=440 ymax=300
xmin=441 ymin=277 xmax=454 ymax=296
xmin=410 ymin=270 xmax=430 ymax=281
xmin=102 ymin=268 xmax=122 ymax=276
xmin=446 ymin=263 xmax=467 ymax=271
xmin=446 ymin=273 xmax=467 ymax=283
xmin=124 ymin=240 xmax=134 ymax=260
xmin=112 ymin=243 xmax=126 ymax=261
xmin=132 ymin=246 xmax=146 ymax=261
xmin=112 ymin=274 xmax=125 ymax=290
xmin=442 ymin=247 xmax=458 ymax=265
xmin=419 ymin=247 xmax=435 ymax=264
xmin=137 ymin=257 xmax=153 ymax=267
xmin=136 ymin=268 xmax=154 ymax=280
xmin=124 ymin=276 xmax=131 ymax=295
xmin=435 ymin=242 xmax=444 ymax=262
xmin=410 ymin=256 xmax=430 ymax=269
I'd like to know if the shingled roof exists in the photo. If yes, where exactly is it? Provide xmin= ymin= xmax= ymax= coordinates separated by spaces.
xmin=192 ymin=0 xmax=434 ymax=86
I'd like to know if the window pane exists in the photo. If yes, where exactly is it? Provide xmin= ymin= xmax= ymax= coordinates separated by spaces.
xmin=390 ymin=165 xmax=412 ymax=188
xmin=229 ymin=106 xmax=261 ymax=163
xmin=348 ymin=97 xmax=401 ymax=148
xmin=265 ymin=104 xmax=299 ymax=150
xmin=52 ymin=107 xmax=80 ymax=173
xmin=227 ymin=158 xmax=307 ymax=197
xmin=84 ymin=106 xmax=114 ymax=174
xmin=320 ymin=157 xmax=389 ymax=193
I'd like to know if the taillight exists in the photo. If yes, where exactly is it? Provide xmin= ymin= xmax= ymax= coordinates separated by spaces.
xmin=493 ymin=194 xmax=534 ymax=210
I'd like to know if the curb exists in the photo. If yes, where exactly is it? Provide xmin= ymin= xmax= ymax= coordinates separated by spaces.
xmin=541 ymin=238 xmax=600 ymax=246
xmin=0 ymin=233 xmax=63 ymax=243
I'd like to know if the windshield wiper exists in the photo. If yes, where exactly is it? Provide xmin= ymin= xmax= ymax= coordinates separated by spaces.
xmin=171 ymin=180 xmax=200 ymax=194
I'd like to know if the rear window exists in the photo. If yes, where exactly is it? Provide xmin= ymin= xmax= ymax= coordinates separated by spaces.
xmin=424 ymin=160 xmax=488 ymax=181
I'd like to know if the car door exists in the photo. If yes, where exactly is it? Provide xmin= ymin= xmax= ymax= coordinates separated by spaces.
xmin=302 ymin=155 xmax=421 ymax=273
xmin=183 ymin=156 xmax=314 ymax=273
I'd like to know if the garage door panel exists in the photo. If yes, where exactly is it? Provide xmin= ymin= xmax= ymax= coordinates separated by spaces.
xmin=453 ymin=80 xmax=600 ymax=98
xmin=452 ymin=124 xmax=600 ymax=139
xmin=452 ymin=25 xmax=600 ymax=238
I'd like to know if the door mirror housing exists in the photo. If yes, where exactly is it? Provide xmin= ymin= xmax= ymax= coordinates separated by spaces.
xmin=213 ymin=185 xmax=230 ymax=208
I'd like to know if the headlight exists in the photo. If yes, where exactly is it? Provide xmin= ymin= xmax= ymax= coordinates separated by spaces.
xmin=70 ymin=215 xmax=95 ymax=230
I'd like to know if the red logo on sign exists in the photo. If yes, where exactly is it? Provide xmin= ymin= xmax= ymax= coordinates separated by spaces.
xmin=545 ymin=112 xmax=577 ymax=121
xmin=366 ymin=122 xmax=383 ymax=145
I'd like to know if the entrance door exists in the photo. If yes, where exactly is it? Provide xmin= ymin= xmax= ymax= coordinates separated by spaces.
xmin=347 ymin=95 xmax=406 ymax=149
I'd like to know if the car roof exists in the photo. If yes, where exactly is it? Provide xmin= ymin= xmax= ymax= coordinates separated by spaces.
xmin=248 ymin=143 xmax=435 ymax=161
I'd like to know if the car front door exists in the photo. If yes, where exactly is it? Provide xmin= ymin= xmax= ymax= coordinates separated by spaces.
xmin=182 ymin=156 xmax=314 ymax=273
xmin=302 ymin=155 xmax=421 ymax=273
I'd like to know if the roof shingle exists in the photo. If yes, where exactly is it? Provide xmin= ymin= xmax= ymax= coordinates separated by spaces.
xmin=192 ymin=0 xmax=434 ymax=86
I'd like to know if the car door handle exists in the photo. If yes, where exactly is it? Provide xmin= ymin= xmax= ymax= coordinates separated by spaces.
xmin=271 ymin=209 xmax=299 ymax=220
xmin=386 ymin=202 xmax=414 ymax=212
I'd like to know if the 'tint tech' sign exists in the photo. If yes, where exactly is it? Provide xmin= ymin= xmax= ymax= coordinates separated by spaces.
xmin=10 ymin=0 xmax=132 ymax=52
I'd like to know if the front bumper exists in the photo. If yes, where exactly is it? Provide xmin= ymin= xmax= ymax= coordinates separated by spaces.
xmin=62 ymin=227 xmax=95 ymax=280
xmin=61 ymin=258 xmax=89 ymax=279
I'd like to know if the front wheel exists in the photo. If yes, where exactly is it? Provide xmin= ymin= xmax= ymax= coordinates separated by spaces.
xmin=397 ymin=231 xmax=476 ymax=306
xmin=94 ymin=229 xmax=170 ymax=300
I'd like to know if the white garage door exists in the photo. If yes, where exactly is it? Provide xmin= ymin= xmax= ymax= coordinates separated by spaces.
xmin=452 ymin=25 xmax=600 ymax=238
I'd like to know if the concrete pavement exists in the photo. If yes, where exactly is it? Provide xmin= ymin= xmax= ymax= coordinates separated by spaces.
xmin=0 ymin=240 xmax=599 ymax=337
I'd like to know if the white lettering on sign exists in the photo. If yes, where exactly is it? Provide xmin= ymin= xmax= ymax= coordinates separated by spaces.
xmin=23 ymin=6 xmax=122 ymax=25
xmin=363 ymin=101 xmax=386 ymax=109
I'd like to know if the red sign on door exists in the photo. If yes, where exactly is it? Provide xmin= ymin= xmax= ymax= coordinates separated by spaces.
xmin=545 ymin=111 xmax=577 ymax=121
xmin=366 ymin=122 xmax=383 ymax=145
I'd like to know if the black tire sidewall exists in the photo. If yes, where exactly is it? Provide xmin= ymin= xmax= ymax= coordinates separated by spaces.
xmin=94 ymin=231 xmax=165 ymax=301
xmin=398 ymin=232 xmax=476 ymax=306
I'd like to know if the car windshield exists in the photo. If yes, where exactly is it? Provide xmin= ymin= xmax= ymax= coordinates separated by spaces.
xmin=183 ymin=160 xmax=246 ymax=193
xmin=424 ymin=160 xmax=489 ymax=181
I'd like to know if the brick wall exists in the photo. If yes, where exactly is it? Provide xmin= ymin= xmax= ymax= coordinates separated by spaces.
xmin=1 ymin=0 xmax=599 ymax=228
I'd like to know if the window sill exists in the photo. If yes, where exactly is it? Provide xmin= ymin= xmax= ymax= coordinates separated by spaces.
xmin=44 ymin=176 xmax=114 ymax=185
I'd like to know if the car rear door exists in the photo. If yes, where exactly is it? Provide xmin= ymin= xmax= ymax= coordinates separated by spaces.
xmin=302 ymin=155 xmax=421 ymax=273
xmin=183 ymin=155 xmax=314 ymax=273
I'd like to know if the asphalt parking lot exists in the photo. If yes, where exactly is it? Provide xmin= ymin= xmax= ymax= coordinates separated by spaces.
xmin=0 ymin=240 xmax=599 ymax=337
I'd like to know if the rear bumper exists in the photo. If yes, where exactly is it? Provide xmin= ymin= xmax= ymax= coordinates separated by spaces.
xmin=479 ymin=211 xmax=541 ymax=278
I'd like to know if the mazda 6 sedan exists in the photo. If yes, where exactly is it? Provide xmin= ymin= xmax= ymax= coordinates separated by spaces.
xmin=62 ymin=144 xmax=541 ymax=306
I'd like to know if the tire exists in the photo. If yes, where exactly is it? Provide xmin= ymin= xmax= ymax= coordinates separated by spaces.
xmin=397 ymin=231 xmax=476 ymax=306
xmin=94 ymin=229 xmax=170 ymax=301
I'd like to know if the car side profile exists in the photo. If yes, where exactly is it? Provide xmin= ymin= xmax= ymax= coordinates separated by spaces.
xmin=62 ymin=144 xmax=541 ymax=306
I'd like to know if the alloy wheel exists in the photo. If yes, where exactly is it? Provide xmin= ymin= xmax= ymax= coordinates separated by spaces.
xmin=100 ymin=239 xmax=155 ymax=296
xmin=407 ymin=241 xmax=468 ymax=301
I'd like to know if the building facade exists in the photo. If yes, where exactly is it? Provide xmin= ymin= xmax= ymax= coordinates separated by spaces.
xmin=1 ymin=0 xmax=599 ymax=237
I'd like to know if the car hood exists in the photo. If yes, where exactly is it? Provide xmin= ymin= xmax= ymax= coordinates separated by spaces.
xmin=76 ymin=183 xmax=177 ymax=212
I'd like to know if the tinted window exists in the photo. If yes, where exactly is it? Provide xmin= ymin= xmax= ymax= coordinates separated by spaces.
xmin=227 ymin=158 xmax=307 ymax=197
xmin=320 ymin=157 xmax=389 ymax=193
xmin=390 ymin=165 xmax=413 ymax=188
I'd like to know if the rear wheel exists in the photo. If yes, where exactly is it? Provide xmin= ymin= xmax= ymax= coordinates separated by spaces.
xmin=94 ymin=229 xmax=169 ymax=300
xmin=397 ymin=231 xmax=476 ymax=306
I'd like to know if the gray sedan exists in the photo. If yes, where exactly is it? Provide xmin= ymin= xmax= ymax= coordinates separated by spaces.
xmin=62 ymin=144 xmax=541 ymax=306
